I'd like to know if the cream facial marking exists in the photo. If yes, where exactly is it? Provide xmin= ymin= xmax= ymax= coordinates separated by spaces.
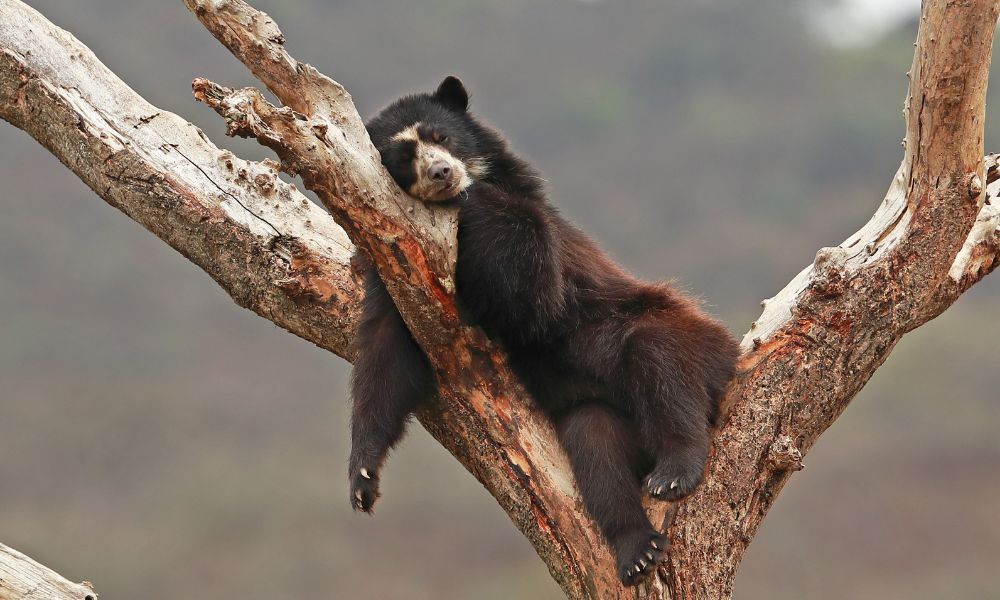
xmin=390 ymin=122 xmax=421 ymax=144
xmin=393 ymin=122 xmax=472 ymax=202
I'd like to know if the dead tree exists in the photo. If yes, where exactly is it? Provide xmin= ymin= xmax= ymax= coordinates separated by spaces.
xmin=2 ymin=0 xmax=999 ymax=598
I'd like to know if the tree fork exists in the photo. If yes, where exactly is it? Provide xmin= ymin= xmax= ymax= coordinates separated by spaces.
xmin=1 ymin=0 xmax=999 ymax=598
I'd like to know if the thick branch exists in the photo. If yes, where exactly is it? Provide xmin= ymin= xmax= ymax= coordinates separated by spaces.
xmin=182 ymin=4 xmax=629 ymax=595
xmin=185 ymin=1 xmax=1000 ymax=597
xmin=0 ymin=1 xmax=622 ymax=596
xmin=663 ymin=2 xmax=1000 ymax=596
xmin=3 ymin=0 xmax=1000 ymax=598
xmin=183 ymin=0 xmax=368 ymax=141
xmin=0 ymin=543 xmax=96 ymax=600
xmin=0 ymin=0 xmax=362 ymax=360
xmin=183 ymin=0 xmax=461 ymax=344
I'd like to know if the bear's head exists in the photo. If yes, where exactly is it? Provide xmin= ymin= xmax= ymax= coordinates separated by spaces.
xmin=366 ymin=76 xmax=493 ymax=202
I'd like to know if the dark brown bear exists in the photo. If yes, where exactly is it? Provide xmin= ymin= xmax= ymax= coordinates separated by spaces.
xmin=349 ymin=76 xmax=739 ymax=586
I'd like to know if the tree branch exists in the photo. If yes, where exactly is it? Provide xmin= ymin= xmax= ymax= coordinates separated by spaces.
xmin=664 ymin=2 xmax=1000 ymax=596
xmin=182 ymin=1 xmax=629 ymax=595
xmin=0 ymin=543 xmax=96 ymax=600
xmin=183 ymin=1 xmax=1000 ymax=597
xmin=943 ymin=155 xmax=1000 ymax=294
xmin=2 ymin=0 xmax=999 ymax=598
xmin=0 ymin=0 xmax=362 ymax=360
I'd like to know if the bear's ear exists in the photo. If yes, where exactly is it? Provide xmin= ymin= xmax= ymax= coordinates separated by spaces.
xmin=433 ymin=76 xmax=469 ymax=113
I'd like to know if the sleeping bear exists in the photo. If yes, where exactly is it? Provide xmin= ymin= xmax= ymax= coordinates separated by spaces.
xmin=350 ymin=76 xmax=739 ymax=586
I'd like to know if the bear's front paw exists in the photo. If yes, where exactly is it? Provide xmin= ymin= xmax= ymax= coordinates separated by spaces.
xmin=349 ymin=467 xmax=380 ymax=513
xmin=644 ymin=453 xmax=706 ymax=502
xmin=613 ymin=528 xmax=667 ymax=587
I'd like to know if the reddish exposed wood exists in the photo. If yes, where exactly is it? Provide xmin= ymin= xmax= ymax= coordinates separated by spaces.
xmin=664 ymin=4 xmax=1000 ymax=596
xmin=188 ymin=31 xmax=621 ymax=600
xmin=1 ymin=0 xmax=999 ymax=597
xmin=184 ymin=2 xmax=1000 ymax=598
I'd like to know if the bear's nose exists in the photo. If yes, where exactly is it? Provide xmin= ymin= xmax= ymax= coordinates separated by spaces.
xmin=428 ymin=160 xmax=452 ymax=182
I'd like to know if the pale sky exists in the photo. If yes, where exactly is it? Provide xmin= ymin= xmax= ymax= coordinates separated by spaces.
xmin=810 ymin=0 xmax=920 ymax=46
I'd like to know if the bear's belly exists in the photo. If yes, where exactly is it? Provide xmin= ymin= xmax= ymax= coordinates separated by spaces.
xmin=505 ymin=340 xmax=607 ymax=414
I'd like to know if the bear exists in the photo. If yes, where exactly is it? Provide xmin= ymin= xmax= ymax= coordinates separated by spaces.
xmin=349 ymin=76 xmax=739 ymax=586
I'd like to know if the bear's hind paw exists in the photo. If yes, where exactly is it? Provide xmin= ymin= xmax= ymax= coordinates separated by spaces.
xmin=615 ymin=529 xmax=667 ymax=587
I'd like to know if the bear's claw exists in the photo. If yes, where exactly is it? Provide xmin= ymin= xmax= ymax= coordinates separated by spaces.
xmin=350 ymin=468 xmax=380 ymax=514
xmin=615 ymin=529 xmax=667 ymax=586
xmin=644 ymin=455 xmax=705 ymax=502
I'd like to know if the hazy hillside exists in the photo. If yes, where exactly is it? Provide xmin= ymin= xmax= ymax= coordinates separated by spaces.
xmin=0 ymin=1 xmax=997 ymax=598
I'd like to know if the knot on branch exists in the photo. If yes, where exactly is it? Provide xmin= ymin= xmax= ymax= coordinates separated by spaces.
xmin=766 ymin=435 xmax=804 ymax=472
xmin=273 ymin=238 xmax=343 ymax=303
xmin=193 ymin=77 xmax=319 ymax=178
xmin=254 ymin=172 xmax=275 ymax=195
xmin=192 ymin=78 xmax=294 ymax=143
xmin=810 ymin=246 xmax=849 ymax=298
xmin=190 ymin=0 xmax=230 ymax=15
xmin=969 ymin=173 xmax=984 ymax=198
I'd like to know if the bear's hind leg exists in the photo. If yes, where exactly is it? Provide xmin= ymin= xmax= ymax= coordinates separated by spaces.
xmin=620 ymin=324 xmax=716 ymax=502
xmin=556 ymin=404 xmax=666 ymax=586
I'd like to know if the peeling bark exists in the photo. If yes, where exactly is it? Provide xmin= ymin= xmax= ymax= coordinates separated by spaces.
xmin=1 ymin=0 xmax=999 ymax=598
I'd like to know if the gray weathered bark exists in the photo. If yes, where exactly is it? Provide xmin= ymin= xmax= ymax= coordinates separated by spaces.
xmin=0 ymin=0 xmax=362 ymax=360
xmin=1 ymin=0 xmax=999 ymax=598
xmin=0 ymin=543 xmax=96 ymax=600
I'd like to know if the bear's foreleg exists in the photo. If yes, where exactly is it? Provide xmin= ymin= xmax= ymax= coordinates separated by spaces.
xmin=456 ymin=182 xmax=565 ymax=344
xmin=349 ymin=260 xmax=435 ymax=513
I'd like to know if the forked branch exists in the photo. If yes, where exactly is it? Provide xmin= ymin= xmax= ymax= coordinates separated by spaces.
xmin=1 ymin=0 xmax=999 ymax=598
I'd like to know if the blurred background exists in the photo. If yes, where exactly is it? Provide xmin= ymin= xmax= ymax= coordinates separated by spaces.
xmin=1 ymin=0 xmax=998 ymax=598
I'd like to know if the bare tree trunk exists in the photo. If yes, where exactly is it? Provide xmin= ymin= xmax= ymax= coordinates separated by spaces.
xmin=2 ymin=0 xmax=999 ymax=598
